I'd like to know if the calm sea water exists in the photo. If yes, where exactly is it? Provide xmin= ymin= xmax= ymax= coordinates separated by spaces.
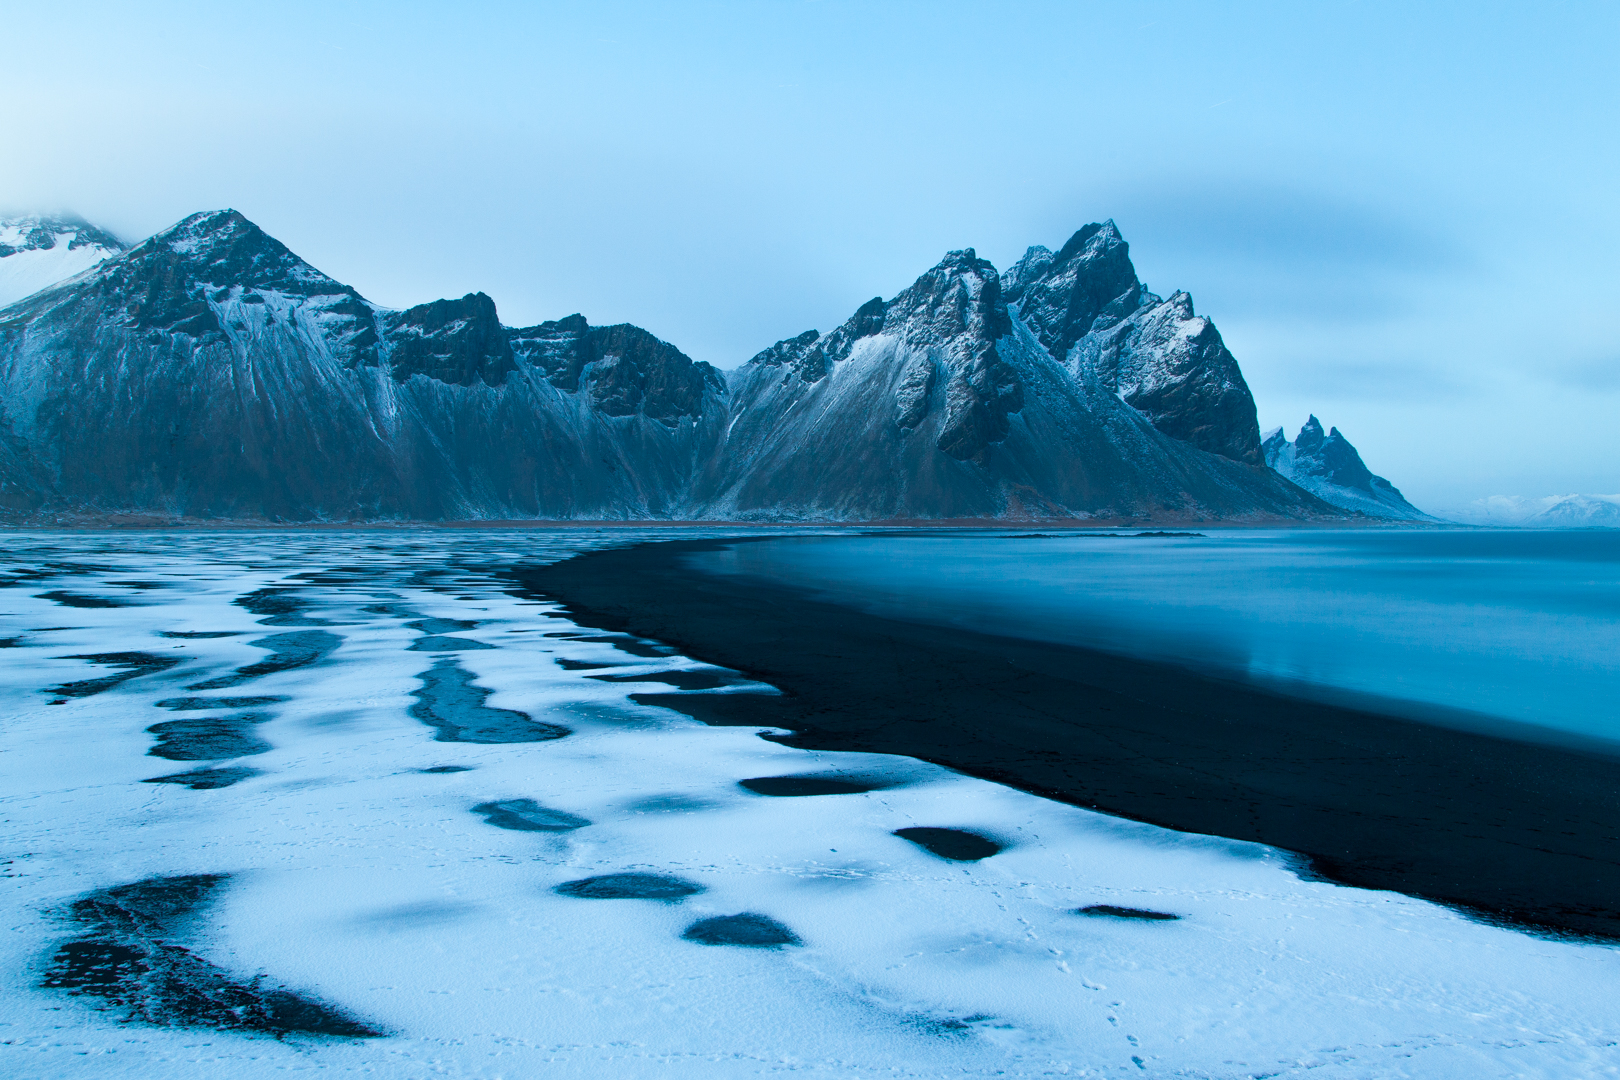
xmin=693 ymin=530 xmax=1620 ymax=746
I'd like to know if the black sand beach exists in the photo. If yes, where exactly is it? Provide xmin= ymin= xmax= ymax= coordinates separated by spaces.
xmin=518 ymin=537 xmax=1620 ymax=940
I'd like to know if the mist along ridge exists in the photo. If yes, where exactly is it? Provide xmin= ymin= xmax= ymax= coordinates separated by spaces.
xmin=0 ymin=209 xmax=1392 ymax=523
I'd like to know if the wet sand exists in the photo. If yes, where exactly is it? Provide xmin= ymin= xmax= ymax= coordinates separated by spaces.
xmin=517 ymin=537 xmax=1620 ymax=939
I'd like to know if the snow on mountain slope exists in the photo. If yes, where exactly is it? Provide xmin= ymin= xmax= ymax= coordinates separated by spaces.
xmin=699 ymin=248 xmax=1333 ymax=520
xmin=0 ymin=213 xmax=126 ymax=308
xmin=0 ymin=210 xmax=725 ymax=519
xmin=1263 ymin=417 xmax=1432 ymax=520
xmin=1526 ymin=494 xmax=1620 ymax=528
xmin=0 ymin=209 xmax=1345 ymax=522
xmin=1005 ymin=222 xmax=1264 ymax=465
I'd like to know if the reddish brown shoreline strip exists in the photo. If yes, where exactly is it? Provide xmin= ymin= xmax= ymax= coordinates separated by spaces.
xmin=515 ymin=536 xmax=1620 ymax=940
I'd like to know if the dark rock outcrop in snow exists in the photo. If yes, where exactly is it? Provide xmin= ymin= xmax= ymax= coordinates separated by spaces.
xmin=1263 ymin=417 xmax=1429 ymax=520
xmin=0 ymin=208 xmax=1347 ymax=522
xmin=384 ymin=292 xmax=515 ymax=386
xmin=1006 ymin=221 xmax=1264 ymax=464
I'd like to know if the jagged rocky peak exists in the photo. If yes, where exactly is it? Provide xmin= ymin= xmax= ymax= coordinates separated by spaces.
xmin=510 ymin=314 xmax=722 ymax=426
xmin=882 ymin=248 xmax=1021 ymax=459
xmin=0 ymin=212 xmax=128 ymax=309
xmin=1003 ymin=221 xmax=1139 ymax=357
xmin=1264 ymin=416 xmax=1429 ymax=520
xmin=1008 ymin=220 xmax=1263 ymax=465
xmin=384 ymin=292 xmax=514 ymax=387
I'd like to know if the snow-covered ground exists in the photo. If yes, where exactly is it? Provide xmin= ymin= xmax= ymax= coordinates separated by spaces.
xmin=1 ymin=530 xmax=1616 ymax=1079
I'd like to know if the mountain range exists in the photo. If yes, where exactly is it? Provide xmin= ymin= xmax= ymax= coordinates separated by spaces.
xmin=0 ymin=209 xmax=1411 ymax=523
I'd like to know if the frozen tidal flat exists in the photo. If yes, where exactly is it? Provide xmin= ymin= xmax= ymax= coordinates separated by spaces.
xmin=0 ymin=530 xmax=1617 ymax=1079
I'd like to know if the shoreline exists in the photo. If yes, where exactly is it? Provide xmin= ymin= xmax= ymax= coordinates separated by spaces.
xmin=0 ymin=515 xmax=1444 ymax=531
xmin=516 ymin=536 xmax=1620 ymax=940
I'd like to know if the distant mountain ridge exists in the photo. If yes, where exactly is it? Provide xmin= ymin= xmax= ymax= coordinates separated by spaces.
xmin=0 ymin=209 xmax=1364 ymax=522
xmin=0 ymin=212 xmax=126 ymax=309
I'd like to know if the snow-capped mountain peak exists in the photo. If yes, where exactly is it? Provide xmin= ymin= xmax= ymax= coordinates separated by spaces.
xmin=1264 ymin=418 xmax=1431 ymax=520
xmin=0 ymin=212 xmax=126 ymax=309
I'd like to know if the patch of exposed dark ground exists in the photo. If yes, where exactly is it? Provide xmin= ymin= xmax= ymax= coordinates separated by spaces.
xmin=472 ymin=798 xmax=590 ymax=832
xmin=41 ymin=874 xmax=381 ymax=1037
xmin=1076 ymin=905 xmax=1180 ymax=920
xmin=555 ymin=873 xmax=704 ymax=900
xmin=556 ymin=658 xmax=615 ymax=671
xmin=187 ymin=631 xmax=340 ymax=690
xmin=155 ymin=696 xmax=288 ymax=711
xmin=740 ymin=775 xmax=895 ymax=797
xmin=233 ymin=588 xmax=333 ymax=627
xmin=147 ymin=713 xmax=275 ymax=761
xmin=47 ymin=652 xmax=182 ymax=699
xmin=143 ymin=766 xmax=263 ymax=790
xmin=34 ymin=590 xmax=131 ymax=608
xmin=590 ymin=670 xmax=733 ymax=691
xmin=410 ymin=658 xmax=569 ymax=743
xmin=682 ymin=913 xmax=800 ymax=947
xmin=894 ymin=827 xmax=1003 ymax=862
xmin=515 ymin=537 xmax=1620 ymax=941
xmin=407 ymin=618 xmax=481 ymax=634
xmin=409 ymin=635 xmax=493 ymax=652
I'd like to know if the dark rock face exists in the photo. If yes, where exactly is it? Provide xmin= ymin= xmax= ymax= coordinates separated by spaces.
xmin=885 ymin=249 xmax=1021 ymax=460
xmin=1263 ymin=416 xmax=1428 ymax=520
xmin=510 ymin=317 xmax=722 ymax=425
xmin=1007 ymin=222 xmax=1263 ymax=465
xmin=0 ymin=208 xmax=1343 ymax=523
xmin=385 ymin=292 xmax=514 ymax=386
xmin=1077 ymin=291 xmax=1263 ymax=464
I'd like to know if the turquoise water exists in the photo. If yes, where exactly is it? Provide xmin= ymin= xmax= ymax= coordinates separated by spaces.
xmin=693 ymin=530 xmax=1620 ymax=745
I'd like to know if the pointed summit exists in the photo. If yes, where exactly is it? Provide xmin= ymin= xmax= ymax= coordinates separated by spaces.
xmin=1003 ymin=221 xmax=1138 ymax=360
xmin=1265 ymin=417 xmax=1429 ymax=520
xmin=1007 ymin=220 xmax=1262 ymax=464
xmin=1294 ymin=415 xmax=1326 ymax=453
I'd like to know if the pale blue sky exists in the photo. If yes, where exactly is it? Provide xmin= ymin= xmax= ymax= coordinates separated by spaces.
xmin=4 ymin=0 xmax=1616 ymax=511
